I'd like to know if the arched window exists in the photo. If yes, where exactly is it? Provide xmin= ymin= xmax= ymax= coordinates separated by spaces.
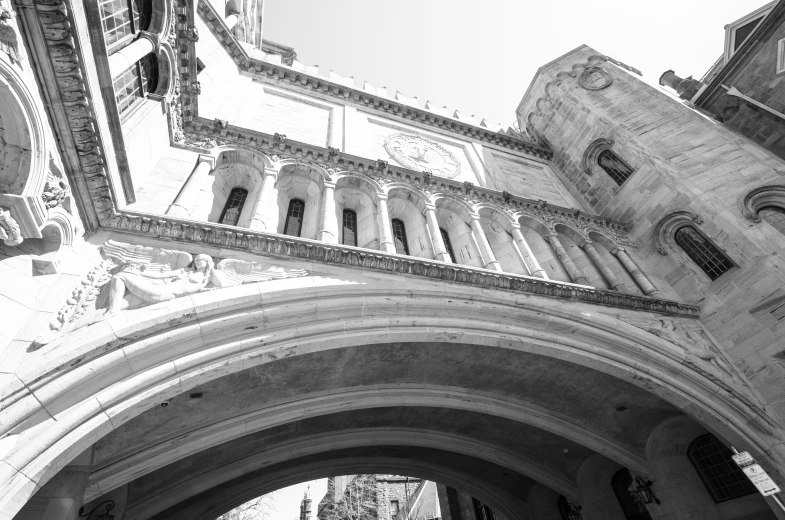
xmin=611 ymin=469 xmax=652 ymax=520
xmin=440 ymin=227 xmax=456 ymax=263
xmin=113 ymin=53 xmax=159 ymax=115
xmin=391 ymin=219 xmax=409 ymax=255
xmin=284 ymin=199 xmax=305 ymax=237
xmin=598 ymin=150 xmax=634 ymax=185
xmin=674 ymin=226 xmax=733 ymax=280
xmin=688 ymin=433 xmax=756 ymax=503
xmin=342 ymin=209 xmax=357 ymax=247
xmin=472 ymin=498 xmax=496 ymax=520
xmin=99 ymin=0 xmax=152 ymax=50
xmin=219 ymin=188 xmax=248 ymax=226
xmin=759 ymin=206 xmax=785 ymax=235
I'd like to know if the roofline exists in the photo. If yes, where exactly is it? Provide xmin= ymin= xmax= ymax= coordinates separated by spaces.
xmin=696 ymin=0 xmax=785 ymax=105
xmin=516 ymin=45 xmax=592 ymax=116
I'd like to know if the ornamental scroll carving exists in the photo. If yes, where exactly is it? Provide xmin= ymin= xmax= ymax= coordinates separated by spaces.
xmin=579 ymin=66 xmax=613 ymax=91
xmin=31 ymin=240 xmax=310 ymax=349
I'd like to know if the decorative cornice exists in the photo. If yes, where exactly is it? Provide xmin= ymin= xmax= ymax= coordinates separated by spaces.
xmin=102 ymin=209 xmax=700 ymax=318
xmin=194 ymin=0 xmax=551 ymax=159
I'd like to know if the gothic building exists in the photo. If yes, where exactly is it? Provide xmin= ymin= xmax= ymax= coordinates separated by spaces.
xmin=2 ymin=0 xmax=785 ymax=520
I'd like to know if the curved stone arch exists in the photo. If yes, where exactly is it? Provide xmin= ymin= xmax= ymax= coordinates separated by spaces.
xmin=0 ymin=54 xmax=52 ymax=237
xmin=654 ymin=210 xmax=715 ymax=257
xmin=150 ymin=42 xmax=177 ymax=102
xmin=582 ymin=138 xmax=615 ymax=176
xmin=147 ymin=454 xmax=525 ymax=520
xmin=2 ymin=284 xmax=783 ymax=516
xmin=276 ymin=159 xmax=330 ymax=186
xmin=553 ymin=221 xmax=589 ymax=245
xmin=514 ymin=212 xmax=552 ymax=236
xmin=384 ymin=182 xmax=431 ymax=208
xmin=476 ymin=203 xmax=518 ymax=232
xmin=741 ymin=185 xmax=785 ymax=223
xmin=214 ymin=145 xmax=274 ymax=172
xmin=433 ymin=193 xmax=477 ymax=220
xmin=332 ymin=171 xmax=385 ymax=199
xmin=146 ymin=0 xmax=174 ymax=37
xmin=586 ymin=229 xmax=622 ymax=251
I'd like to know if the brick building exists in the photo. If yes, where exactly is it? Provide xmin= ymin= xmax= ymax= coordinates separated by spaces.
xmin=3 ymin=1 xmax=785 ymax=520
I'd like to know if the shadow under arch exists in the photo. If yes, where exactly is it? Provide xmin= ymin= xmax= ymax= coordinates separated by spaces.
xmin=2 ymin=279 xmax=783 ymax=517
xmin=214 ymin=146 xmax=275 ymax=173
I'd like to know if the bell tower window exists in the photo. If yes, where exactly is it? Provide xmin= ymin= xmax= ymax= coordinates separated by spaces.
xmin=284 ymin=199 xmax=305 ymax=237
xmin=598 ymin=150 xmax=634 ymax=185
xmin=674 ymin=226 xmax=733 ymax=280
xmin=391 ymin=219 xmax=409 ymax=255
xmin=219 ymin=188 xmax=248 ymax=226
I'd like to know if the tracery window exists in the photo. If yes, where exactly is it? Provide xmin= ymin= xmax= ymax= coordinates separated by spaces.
xmin=113 ymin=53 xmax=159 ymax=115
xmin=219 ymin=188 xmax=248 ymax=226
xmin=342 ymin=209 xmax=357 ymax=247
xmin=759 ymin=206 xmax=785 ymax=236
xmin=440 ymin=227 xmax=456 ymax=263
xmin=598 ymin=150 xmax=634 ymax=185
xmin=472 ymin=498 xmax=496 ymax=520
xmin=391 ymin=219 xmax=409 ymax=255
xmin=674 ymin=226 xmax=733 ymax=280
xmin=99 ymin=0 xmax=152 ymax=51
xmin=687 ymin=433 xmax=756 ymax=503
xmin=611 ymin=469 xmax=652 ymax=520
xmin=284 ymin=199 xmax=305 ymax=237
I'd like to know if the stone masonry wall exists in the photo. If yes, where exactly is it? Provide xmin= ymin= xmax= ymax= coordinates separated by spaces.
xmin=518 ymin=45 xmax=785 ymax=421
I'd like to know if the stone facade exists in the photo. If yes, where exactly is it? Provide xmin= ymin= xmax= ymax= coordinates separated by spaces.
xmin=3 ymin=1 xmax=785 ymax=520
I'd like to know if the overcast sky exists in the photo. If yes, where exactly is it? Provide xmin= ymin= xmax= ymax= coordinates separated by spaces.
xmin=263 ymin=0 xmax=770 ymax=129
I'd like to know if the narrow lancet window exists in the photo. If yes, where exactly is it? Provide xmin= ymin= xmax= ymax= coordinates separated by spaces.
xmin=391 ymin=219 xmax=409 ymax=255
xmin=219 ymin=188 xmax=248 ymax=226
xmin=674 ymin=226 xmax=733 ymax=280
xmin=598 ymin=149 xmax=634 ymax=185
xmin=440 ymin=227 xmax=456 ymax=262
xmin=343 ymin=209 xmax=357 ymax=246
xmin=284 ymin=199 xmax=305 ymax=237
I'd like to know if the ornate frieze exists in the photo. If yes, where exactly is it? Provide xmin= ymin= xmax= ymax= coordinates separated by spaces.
xmin=384 ymin=134 xmax=461 ymax=179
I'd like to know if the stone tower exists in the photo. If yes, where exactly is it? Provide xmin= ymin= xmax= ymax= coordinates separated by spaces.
xmin=300 ymin=486 xmax=312 ymax=520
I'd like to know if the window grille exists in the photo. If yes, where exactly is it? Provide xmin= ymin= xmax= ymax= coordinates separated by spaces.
xmin=113 ymin=53 xmax=158 ymax=116
xmin=343 ymin=209 xmax=357 ymax=247
xmin=611 ymin=469 xmax=652 ymax=520
xmin=688 ymin=433 xmax=756 ymax=503
xmin=597 ymin=150 xmax=634 ymax=185
xmin=219 ymin=188 xmax=248 ymax=226
xmin=674 ymin=226 xmax=733 ymax=280
xmin=284 ymin=199 xmax=305 ymax=237
xmin=472 ymin=498 xmax=496 ymax=520
xmin=440 ymin=227 xmax=456 ymax=262
xmin=99 ymin=0 xmax=152 ymax=51
xmin=391 ymin=219 xmax=409 ymax=255
xmin=761 ymin=206 xmax=785 ymax=235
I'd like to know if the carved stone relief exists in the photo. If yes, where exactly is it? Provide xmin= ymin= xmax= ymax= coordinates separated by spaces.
xmin=0 ymin=2 xmax=22 ymax=65
xmin=578 ymin=66 xmax=613 ymax=91
xmin=384 ymin=134 xmax=461 ymax=180
xmin=0 ymin=206 xmax=21 ymax=245
xmin=32 ymin=240 xmax=311 ymax=349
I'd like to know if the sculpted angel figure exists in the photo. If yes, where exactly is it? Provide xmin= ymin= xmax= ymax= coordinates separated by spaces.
xmin=107 ymin=254 xmax=231 ymax=315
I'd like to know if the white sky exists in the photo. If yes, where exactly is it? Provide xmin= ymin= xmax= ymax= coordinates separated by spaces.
xmin=263 ymin=0 xmax=770 ymax=129
xmin=265 ymin=478 xmax=328 ymax=520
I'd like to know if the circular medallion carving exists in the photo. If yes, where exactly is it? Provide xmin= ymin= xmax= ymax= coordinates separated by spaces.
xmin=384 ymin=134 xmax=461 ymax=179
xmin=579 ymin=66 xmax=613 ymax=91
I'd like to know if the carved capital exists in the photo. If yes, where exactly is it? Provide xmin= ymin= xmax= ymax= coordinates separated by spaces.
xmin=0 ymin=208 xmax=23 ymax=246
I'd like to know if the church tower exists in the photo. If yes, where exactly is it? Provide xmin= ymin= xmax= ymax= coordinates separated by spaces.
xmin=299 ymin=486 xmax=312 ymax=520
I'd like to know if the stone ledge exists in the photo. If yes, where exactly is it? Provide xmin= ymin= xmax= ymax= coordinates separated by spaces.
xmin=102 ymin=210 xmax=700 ymax=318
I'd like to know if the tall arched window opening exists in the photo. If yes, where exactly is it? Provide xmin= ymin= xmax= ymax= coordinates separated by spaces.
xmin=219 ymin=188 xmax=248 ymax=226
xmin=611 ymin=469 xmax=652 ymax=520
xmin=342 ymin=209 xmax=357 ymax=247
xmin=440 ymin=227 xmax=456 ymax=263
xmin=284 ymin=199 xmax=305 ymax=237
xmin=674 ymin=226 xmax=733 ymax=280
xmin=113 ymin=53 xmax=159 ymax=116
xmin=598 ymin=150 xmax=633 ymax=185
xmin=687 ymin=433 xmax=756 ymax=502
xmin=472 ymin=498 xmax=496 ymax=520
xmin=391 ymin=219 xmax=409 ymax=255
xmin=557 ymin=496 xmax=572 ymax=520
xmin=99 ymin=0 xmax=152 ymax=51
xmin=760 ymin=206 xmax=785 ymax=236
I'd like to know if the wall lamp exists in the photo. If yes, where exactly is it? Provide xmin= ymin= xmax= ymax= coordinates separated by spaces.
xmin=633 ymin=477 xmax=661 ymax=505
xmin=78 ymin=499 xmax=115 ymax=520
xmin=567 ymin=502 xmax=583 ymax=520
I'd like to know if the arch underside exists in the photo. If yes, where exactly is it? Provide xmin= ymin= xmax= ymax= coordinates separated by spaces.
xmin=7 ymin=275 xmax=784 ymax=520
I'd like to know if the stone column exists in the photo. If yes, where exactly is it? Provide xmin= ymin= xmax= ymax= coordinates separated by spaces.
xmin=12 ymin=447 xmax=94 ymax=520
xmin=613 ymin=247 xmax=661 ymax=296
xmin=582 ymin=240 xmax=627 ymax=291
xmin=470 ymin=215 xmax=502 ymax=272
xmin=511 ymin=225 xmax=547 ymax=279
xmin=248 ymin=168 xmax=278 ymax=232
xmin=424 ymin=204 xmax=450 ymax=262
xmin=377 ymin=195 xmax=396 ymax=254
xmin=547 ymin=232 xmax=589 ymax=285
xmin=317 ymin=181 xmax=338 ymax=243
xmin=167 ymin=154 xmax=216 ymax=218
xmin=108 ymin=32 xmax=156 ymax=79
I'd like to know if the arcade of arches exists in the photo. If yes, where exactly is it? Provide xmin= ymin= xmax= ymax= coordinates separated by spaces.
xmin=3 ymin=1 xmax=785 ymax=520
